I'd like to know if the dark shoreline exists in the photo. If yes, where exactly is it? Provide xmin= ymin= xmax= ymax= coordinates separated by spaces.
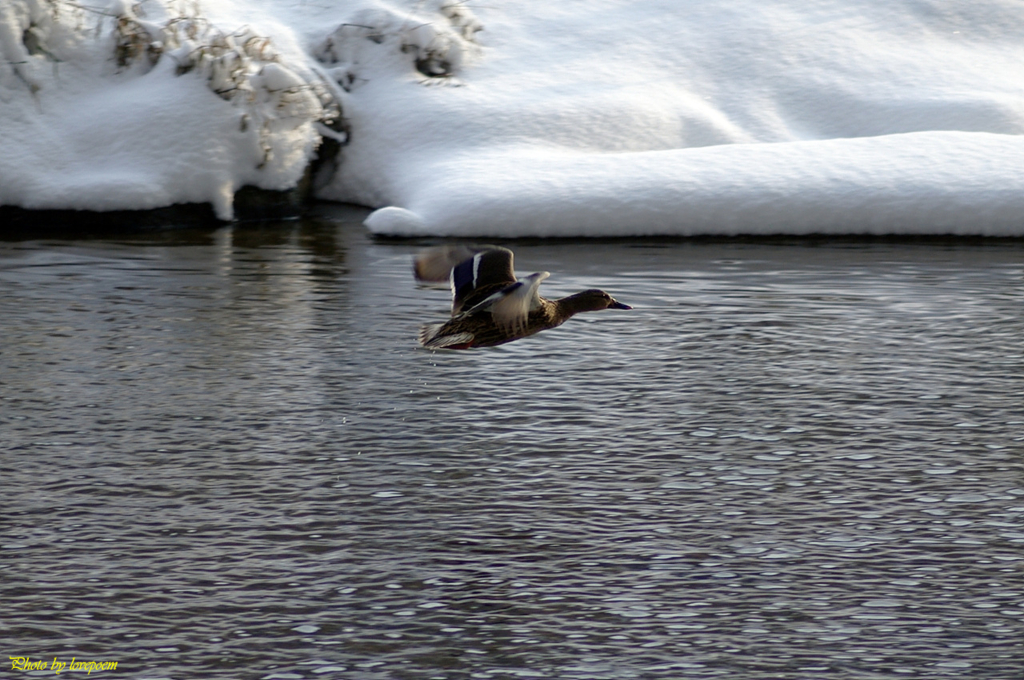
xmin=3 ymin=200 xmax=1023 ymax=246
xmin=0 ymin=184 xmax=314 ymax=239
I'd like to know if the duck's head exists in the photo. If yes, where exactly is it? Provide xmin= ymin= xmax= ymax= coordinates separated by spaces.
xmin=563 ymin=289 xmax=632 ymax=313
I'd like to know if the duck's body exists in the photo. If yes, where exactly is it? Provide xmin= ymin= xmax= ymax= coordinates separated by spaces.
xmin=414 ymin=245 xmax=630 ymax=349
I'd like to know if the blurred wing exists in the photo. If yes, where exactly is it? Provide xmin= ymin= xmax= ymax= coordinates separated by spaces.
xmin=414 ymin=245 xmax=484 ymax=283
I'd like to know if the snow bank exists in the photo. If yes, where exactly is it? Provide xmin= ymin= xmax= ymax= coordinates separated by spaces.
xmin=2 ymin=0 xmax=1023 ymax=235
xmin=0 ymin=0 xmax=341 ymax=220
xmin=363 ymin=133 xmax=1024 ymax=237
xmin=329 ymin=0 xmax=1024 ymax=236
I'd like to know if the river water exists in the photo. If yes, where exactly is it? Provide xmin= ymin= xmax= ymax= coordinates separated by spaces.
xmin=2 ymin=205 xmax=1023 ymax=679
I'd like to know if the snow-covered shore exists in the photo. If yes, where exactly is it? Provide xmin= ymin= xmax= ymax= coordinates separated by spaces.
xmin=2 ymin=0 xmax=1022 ymax=236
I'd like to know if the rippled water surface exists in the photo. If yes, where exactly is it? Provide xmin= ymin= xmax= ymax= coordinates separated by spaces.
xmin=3 ymin=206 xmax=1023 ymax=679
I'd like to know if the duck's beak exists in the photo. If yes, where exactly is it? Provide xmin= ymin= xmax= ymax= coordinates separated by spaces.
xmin=609 ymin=300 xmax=632 ymax=310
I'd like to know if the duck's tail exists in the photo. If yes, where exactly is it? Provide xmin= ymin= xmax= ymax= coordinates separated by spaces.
xmin=418 ymin=322 xmax=445 ymax=345
xmin=419 ymin=323 xmax=474 ymax=349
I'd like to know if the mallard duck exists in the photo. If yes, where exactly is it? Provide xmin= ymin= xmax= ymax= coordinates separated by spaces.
xmin=414 ymin=245 xmax=631 ymax=349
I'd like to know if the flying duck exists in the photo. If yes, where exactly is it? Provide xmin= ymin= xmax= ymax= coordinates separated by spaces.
xmin=414 ymin=245 xmax=631 ymax=349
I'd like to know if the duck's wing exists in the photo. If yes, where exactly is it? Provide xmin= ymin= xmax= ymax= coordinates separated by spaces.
xmin=413 ymin=245 xmax=517 ymax=315
xmin=449 ymin=247 xmax=518 ymax=315
xmin=460 ymin=271 xmax=550 ymax=337
xmin=414 ymin=245 xmax=489 ymax=283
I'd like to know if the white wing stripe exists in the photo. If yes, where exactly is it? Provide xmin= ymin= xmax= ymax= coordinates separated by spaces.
xmin=472 ymin=252 xmax=483 ymax=289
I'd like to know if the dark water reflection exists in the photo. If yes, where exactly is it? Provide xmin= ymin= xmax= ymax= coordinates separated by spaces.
xmin=2 ymin=206 xmax=1023 ymax=679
